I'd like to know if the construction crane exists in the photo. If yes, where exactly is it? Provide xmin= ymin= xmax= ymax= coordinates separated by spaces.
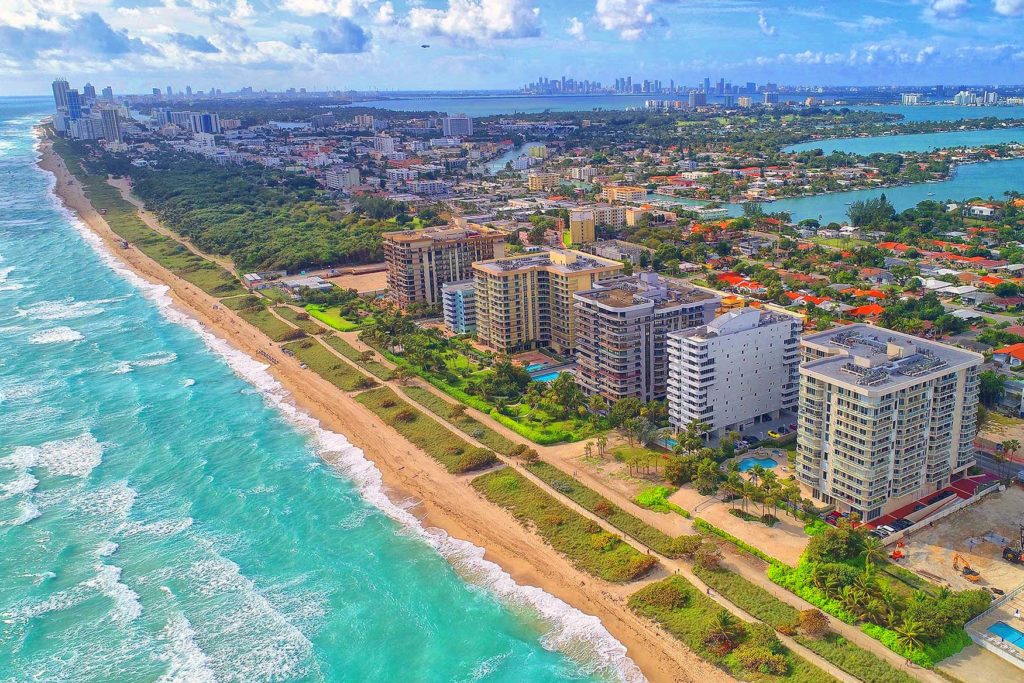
xmin=1003 ymin=525 xmax=1024 ymax=564
xmin=953 ymin=553 xmax=981 ymax=581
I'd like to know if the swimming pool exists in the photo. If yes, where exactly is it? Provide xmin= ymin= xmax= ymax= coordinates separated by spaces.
xmin=738 ymin=457 xmax=777 ymax=472
xmin=534 ymin=371 xmax=561 ymax=382
xmin=525 ymin=363 xmax=548 ymax=372
xmin=988 ymin=621 xmax=1024 ymax=647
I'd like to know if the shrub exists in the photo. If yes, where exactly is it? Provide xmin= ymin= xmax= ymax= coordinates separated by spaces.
xmin=509 ymin=443 xmax=529 ymax=458
xmin=640 ymin=581 xmax=691 ymax=610
xmin=734 ymin=645 xmax=789 ymax=675
xmin=799 ymin=609 xmax=831 ymax=638
xmin=694 ymin=541 xmax=723 ymax=570
xmin=395 ymin=409 xmax=417 ymax=423
xmin=380 ymin=398 xmax=396 ymax=408
xmin=453 ymin=447 xmax=497 ymax=474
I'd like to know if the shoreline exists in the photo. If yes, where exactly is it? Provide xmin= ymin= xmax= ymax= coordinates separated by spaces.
xmin=35 ymin=133 xmax=719 ymax=683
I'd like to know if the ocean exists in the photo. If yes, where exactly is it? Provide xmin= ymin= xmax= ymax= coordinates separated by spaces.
xmin=0 ymin=97 xmax=640 ymax=682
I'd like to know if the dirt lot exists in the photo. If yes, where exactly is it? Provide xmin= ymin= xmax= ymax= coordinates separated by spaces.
xmin=326 ymin=270 xmax=387 ymax=293
xmin=900 ymin=486 xmax=1024 ymax=592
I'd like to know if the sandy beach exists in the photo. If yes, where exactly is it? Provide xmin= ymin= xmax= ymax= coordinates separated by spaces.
xmin=36 ymin=136 xmax=725 ymax=683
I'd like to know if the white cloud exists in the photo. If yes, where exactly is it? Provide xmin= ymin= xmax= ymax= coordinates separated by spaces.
xmin=375 ymin=1 xmax=394 ymax=24
xmin=566 ymin=16 xmax=586 ymax=41
xmin=922 ymin=0 xmax=969 ymax=19
xmin=757 ymin=10 xmax=776 ymax=36
xmin=838 ymin=15 xmax=894 ymax=31
xmin=994 ymin=0 xmax=1024 ymax=15
xmin=407 ymin=0 xmax=541 ymax=41
xmin=594 ymin=0 xmax=654 ymax=40
xmin=280 ymin=0 xmax=376 ymax=18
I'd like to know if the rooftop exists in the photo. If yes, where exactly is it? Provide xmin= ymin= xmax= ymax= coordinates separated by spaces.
xmin=575 ymin=271 xmax=719 ymax=311
xmin=673 ymin=307 xmax=797 ymax=341
xmin=474 ymin=248 xmax=621 ymax=276
xmin=383 ymin=222 xmax=501 ymax=243
xmin=801 ymin=324 xmax=982 ymax=391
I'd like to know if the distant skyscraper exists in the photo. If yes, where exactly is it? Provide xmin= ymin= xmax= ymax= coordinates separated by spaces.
xmin=66 ymin=89 xmax=82 ymax=120
xmin=100 ymin=109 xmax=122 ymax=143
xmin=688 ymin=91 xmax=707 ymax=107
xmin=51 ymin=78 xmax=70 ymax=110
xmin=186 ymin=85 xmax=193 ymax=96
xmin=442 ymin=113 xmax=473 ymax=137
xmin=83 ymin=83 xmax=96 ymax=101
xmin=152 ymin=88 xmax=161 ymax=97
xmin=166 ymin=85 xmax=173 ymax=97
xmin=101 ymin=86 xmax=114 ymax=102
xmin=703 ymin=77 xmax=711 ymax=92
xmin=746 ymin=81 xmax=756 ymax=93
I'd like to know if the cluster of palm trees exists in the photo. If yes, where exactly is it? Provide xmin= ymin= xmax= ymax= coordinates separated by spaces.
xmin=995 ymin=439 xmax=1020 ymax=482
xmin=720 ymin=464 xmax=805 ymax=523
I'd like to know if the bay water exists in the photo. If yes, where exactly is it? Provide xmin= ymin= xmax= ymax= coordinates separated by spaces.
xmin=0 ymin=97 xmax=640 ymax=682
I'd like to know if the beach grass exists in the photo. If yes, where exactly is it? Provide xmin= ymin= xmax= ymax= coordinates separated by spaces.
xmin=306 ymin=305 xmax=364 ymax=331
xmin=237 ymin=307 xmax=305 ymax=343
xmin=523 ymin=461 xmax=701 ymax=558
xmin=275 ymin=306 xmax=323 ymax=335
xmin=322 ymin=335 xmax=394 ymax=380
xmin=399 ymin=385 xmax=517 ymax=455
xmin=629 ymin=577 xmax=838 ymax=683
xmin=356 ymin=387 xmax=496 ymax=474
xmin=51 ymin=137 xmax=244 ymax=298
xmin=472 ymin=467 xmax=657 ymax=583
xmin=284 ymin=339 xmax=374 ymax=392
xmin=220 ymin=294 xmax=262 ymax=310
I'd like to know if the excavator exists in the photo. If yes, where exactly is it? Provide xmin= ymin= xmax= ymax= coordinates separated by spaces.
xmin=1003 ymin=525 xmax=1024 ymax=564
xmin=953 ymin=553 xmax=981 ymax=582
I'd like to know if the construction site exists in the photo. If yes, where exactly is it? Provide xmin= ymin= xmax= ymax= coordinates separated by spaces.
xmin=897 ymin=486 xmax=1024 ymax=592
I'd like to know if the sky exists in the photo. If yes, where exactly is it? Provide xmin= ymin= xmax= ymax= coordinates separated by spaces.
xmin=5 ymin=0 xmax=1024 ymax=95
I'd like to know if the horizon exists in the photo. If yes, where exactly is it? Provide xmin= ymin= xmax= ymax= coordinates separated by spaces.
xmin=6 ymin=1 xmax=1024 ymax=95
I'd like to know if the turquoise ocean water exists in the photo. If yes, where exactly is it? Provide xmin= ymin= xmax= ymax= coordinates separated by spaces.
xmin=0 ymin=98 xmax=641 ymax=682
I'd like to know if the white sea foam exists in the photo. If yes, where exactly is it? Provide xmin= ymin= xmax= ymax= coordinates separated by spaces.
xmin=28 ymin=326 xmax=84 ymax=344
xmin=0 ymin=379 xmax=51 ymax=402
xmin=18 ymin=296 xmax=122 ymax=321
xmin=56 ymin=172 xmax=646 ymax=683
xmin=157 ymin=614 xmax=217 ymax=683
xmin=112 ymin=351 xmax=178 ymax=374
xmin=93 ymin=564 xmax=143 ymax=625
xmin=125 ymin=517 xmax=193 ymax=538
xmin=98 ymin=541 xmax=119 ymax=557
xmin=5 ymin=500 xmax=41 ymax=526
xmin=0 ymin=471 xmax=38 ymax=500
xmin=7 ymin=432 xmax=104 ymax=478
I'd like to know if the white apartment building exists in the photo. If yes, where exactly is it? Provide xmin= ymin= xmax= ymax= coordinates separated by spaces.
xmin=667 ymin=308 xmax=801 ymax=437
xmin=442 ymin=113 xmax=473 ymax=137
xmin=373 ymin=135 xmax=396 ymax=154
xmin=796 ymin=325 xmax=982 ymax=522
xmin=325 ymin=166 xmax=360 ymax=191
xmin=386 ymin=168 xmax=419 ymax=183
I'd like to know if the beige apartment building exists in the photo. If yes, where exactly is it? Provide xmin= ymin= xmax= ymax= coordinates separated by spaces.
xmin=527 ymin=172 xmax=562 ymax=191
xmin=383 ymin=223 xmax=505 ymax=308
xmin=568 ymin=209 xmax=596 ymax=245
xmin=473 ymin=249 xmax=622 ymax=355
xmin=601 ymin=185 xmax=646 ymax=203
xmin=796 ymin=325 xmax=982 ymax=522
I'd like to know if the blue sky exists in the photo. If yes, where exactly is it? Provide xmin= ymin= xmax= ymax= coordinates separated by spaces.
xmin=5 ymin=0 xmax=1024 ymax=95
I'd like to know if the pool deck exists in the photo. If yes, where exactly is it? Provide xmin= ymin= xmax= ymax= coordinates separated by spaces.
xmin=967 ymin=582 xmax=1024 ymax=671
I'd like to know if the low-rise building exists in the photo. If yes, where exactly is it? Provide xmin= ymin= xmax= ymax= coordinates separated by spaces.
xmin=602 ymin=185 xmax=646 ymax=203
xmin=667 ymin=308 xmax=801 ymax=437
xmin=575 ymin=273 xmax=720 ymax=402
xmin=442 ymin=280 xmax=476 ymax=334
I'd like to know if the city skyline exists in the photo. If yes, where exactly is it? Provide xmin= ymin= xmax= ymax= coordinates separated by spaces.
xmin=6 ymin=1 xmax=1024 ymax=95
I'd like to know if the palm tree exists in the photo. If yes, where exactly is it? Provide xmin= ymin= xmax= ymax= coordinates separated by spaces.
xmin=1000 ymin=439 xmax=1020 ymax=481
xmin=893 ymin=618 xmax=925 ymax=654
xmin=596 ymin=434 xmax=608 ymax=458
xmin=749 ymin=464 xmax=766 ymax=487
xmin=705 ymin=611 xmax=740 ymax=649
xmin=862 ymin=536 xmax=886 ymax=570
xmin=584 ymin=442 xmax=594 ymax=459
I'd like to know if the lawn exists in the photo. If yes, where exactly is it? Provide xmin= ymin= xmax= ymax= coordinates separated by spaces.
xmin=284 ymin=339 xmax=374 ymax=391
xmin=472 ymin=467 xmax=657 ymax=582
xmin=275 ymin=306 xmax=323 ymax=335
xmin=306 ymin=304 xmax=367 ymax=331
xmin=524 ymin=461 xmax=701 ymax=558
xmin=237 ymin=307 xmax=305 ymax=343
xmin=221 ymin=294 xmax=262 ymax=310
xmin=629 ymin=577 xmax=837 ymax=683
xmin=321 ymin=335 xmax=394 ymax=380
xmin=356 ymin=387 xmax=496 ymax=474
xmin=400 ymin=385 xmax=517 ymax=455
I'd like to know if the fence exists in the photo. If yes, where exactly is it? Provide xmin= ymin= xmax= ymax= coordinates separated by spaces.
xmin=881 ymin=482 xmax=1003 ymax=546
xmin=965 ymin=581 xmax=1024 ymax=670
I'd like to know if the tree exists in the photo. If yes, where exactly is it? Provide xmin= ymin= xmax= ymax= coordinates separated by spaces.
xmin=862 ymin=536 xmax=886 ymax=570
xmin=979 ymin=370 xmax=1007 ymax=407
xmin=609 ymin=397 xmax=644 ymax=427
xmin=893 ymin=617 xmax=925 ymax=654
xmin=695 ymin=458 xmax=721 ymax=495
xmin=703 ymin=612 xmax=741 ymax=653
xmin=450 ymin=404 xmax=467 ymax=420
xmin=596 ymin=434 xmax=608 ymax=457
xmin=999 ymin=439 xmax=1020 ymax=481
xmin=622 ymin=416 xmax=655 ymax=447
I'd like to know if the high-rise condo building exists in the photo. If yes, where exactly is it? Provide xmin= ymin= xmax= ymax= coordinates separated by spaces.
xmin=796 ymin=325 xmax=982 ymax=522
xmin=383 ymin=223 xmax=505 ymax=309
xmin=66 ymin=89 xmax=82 ymax=120
xmin=575 ymin=273 xmax=720 ymax=402
xmin=83 ymin=83 xmax=96 ymax=100
xmin=51 ymin=78 xmax=70 ymax=110
xmin=473 ymin=249 xmax=622 ymax=355
xmin=667 ymin=308 xmax=801 ymax=437
xmin=568 ymin=209 xmax=596 ymax=245
xmin=442 ymin=280 xmax=477 ymax=334
xmin=100 ymin=109 xmax=122 ymax=143
xmin=101 ymin=86 xmax=114 ymax=102
xmin=442 ymin=113 xmax=473 ymax=137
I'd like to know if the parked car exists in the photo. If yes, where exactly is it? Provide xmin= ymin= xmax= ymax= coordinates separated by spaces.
xmin=879 ymin=525 xmax=897 ymax=534
xmin=768 ymin=430 xmax=782 ymax=439
xmin=891 ymin=519 xmax=913 ymax=531
xmin=870 ymin=529 xmax=889 ymax=538
xmin=788 ymin=423 xmax=797 ymax=431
